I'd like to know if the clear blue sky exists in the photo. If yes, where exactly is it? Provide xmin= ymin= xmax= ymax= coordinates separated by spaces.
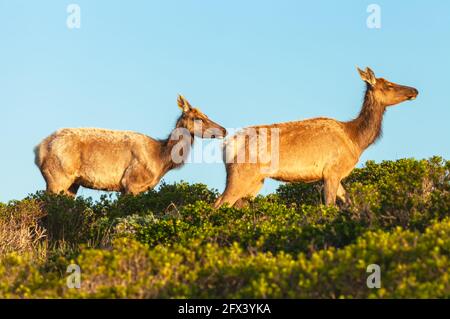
xmin=1 ymin=0 xmax=449 ymax=202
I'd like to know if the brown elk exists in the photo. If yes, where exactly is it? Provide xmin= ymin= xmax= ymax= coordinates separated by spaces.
xmin=35 ymin=95 xmax=227 ymax=196
xmin=214 ymin=67 xmax=418 ymax=208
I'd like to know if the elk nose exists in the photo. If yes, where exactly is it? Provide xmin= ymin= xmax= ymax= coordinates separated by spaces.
xmin=409 ymin=88 xmax=419 ymax=100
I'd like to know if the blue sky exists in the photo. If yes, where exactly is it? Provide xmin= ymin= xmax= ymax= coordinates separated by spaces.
xmin=1 ymin=0 xmax=449 ymax=202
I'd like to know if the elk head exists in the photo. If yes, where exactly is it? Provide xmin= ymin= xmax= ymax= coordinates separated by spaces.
xmin=357 ymin=67 xmax=419 ymax=107
xmin=177 ymin=95 xmax=227 ymax=139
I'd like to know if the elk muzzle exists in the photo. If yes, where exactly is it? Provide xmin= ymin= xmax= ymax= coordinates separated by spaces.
xmin=407 ymin=88 xmax=419 ymax=100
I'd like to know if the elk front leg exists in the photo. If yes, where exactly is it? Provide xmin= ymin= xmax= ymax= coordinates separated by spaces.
xmin=121 ymin=164 xmax=159 ymax=195
xmin=323 ymin=177 xmax=340 ymax=206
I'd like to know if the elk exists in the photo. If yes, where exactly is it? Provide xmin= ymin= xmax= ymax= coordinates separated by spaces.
xmin=214 ymin=67 xmax=418 ymax=208
xmin=35 ymin=95 xmax=227 ymax=196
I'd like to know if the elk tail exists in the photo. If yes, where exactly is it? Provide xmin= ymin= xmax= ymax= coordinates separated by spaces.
xmin=34 ymin=138 xmax=49 ymax=168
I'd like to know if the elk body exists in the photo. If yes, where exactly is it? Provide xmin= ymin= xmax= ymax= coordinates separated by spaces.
xmin=214 ymin=68 xmax=418 ymax=208
xmin=35 ymin=95 xmax=227 ymax=196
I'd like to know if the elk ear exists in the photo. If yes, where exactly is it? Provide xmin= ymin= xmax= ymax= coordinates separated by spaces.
xmin=366 ymin=67 xmax=377 ymax=82
xmin=177 ymin=94 xmax=191 ymax=113
xmin=357 ymin=66 xmax=377 ymax=86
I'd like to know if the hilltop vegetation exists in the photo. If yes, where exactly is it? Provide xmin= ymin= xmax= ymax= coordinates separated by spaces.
xmin=0 ymin=157 xmax=449 ymax=298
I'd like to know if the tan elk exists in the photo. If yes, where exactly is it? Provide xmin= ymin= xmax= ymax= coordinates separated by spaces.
xmin=35 ymin=95 xmax=227 ymax=196
xmin=214 ymin=67 xmax=418 ymax=208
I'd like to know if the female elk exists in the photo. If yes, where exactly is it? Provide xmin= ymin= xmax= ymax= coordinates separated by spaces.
xmin=35 ymin=95 xmax=227 ymax=196
xmin=214 ymin=67 xmax=418 ymax=208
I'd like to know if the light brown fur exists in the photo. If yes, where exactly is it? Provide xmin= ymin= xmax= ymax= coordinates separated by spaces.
xmin=35 ymin=95 xmax=227 ymax=196
xmin=215 ymin=67 xmax=418 ymax=208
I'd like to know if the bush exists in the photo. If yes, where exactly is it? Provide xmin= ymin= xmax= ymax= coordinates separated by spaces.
xmin=95 ymin=181 xmax=219 ymax=219
xmin=0 ymin=199 xmax=46 ymax=257
xmin=115 ymin=201 xmax=364 ymax=254
xmin=51 ymin=218 xmax=450 ymax=298
xmin=0 ymin=157 xmax=448 ymax=298
xmin=28 ymin=192 xmax=111 ymax=248
xmin=346 ymin=157 xmax=450 ymax=229
xmin=277 ymin=157 xmax=449 ymax=230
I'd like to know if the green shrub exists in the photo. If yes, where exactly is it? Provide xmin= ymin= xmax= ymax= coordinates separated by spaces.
xmin=118 ymin=200 xmax=365 ymax=254
xmin=0 ymin=252 xmax=59 ymax=298
xmin=0 ymin=157 xmax=448 ymax=298
xmin=346 ymin=157 xmax=449 ymax=229
xmin=29 ymin=192 xmax=110 ymax=247
xmin=277 ymin=157 xmax=450 ymax=230
xmin=95 ymin=181 xmax=219 ymax=219
xmin=57 ymin=218 xmax=450 ymax=298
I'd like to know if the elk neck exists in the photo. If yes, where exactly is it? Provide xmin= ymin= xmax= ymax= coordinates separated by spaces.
xmin=159 ymin=115 xmax=195 ymax=171
xmin=345 ymin=86 xmax=386 ymax=152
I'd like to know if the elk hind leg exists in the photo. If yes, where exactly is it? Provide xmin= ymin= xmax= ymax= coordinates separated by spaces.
xmin=41 ymin=163 xmax=76 ymax=196
xmin=44 ymin=174 xmax=76 ymax=196
xmin=214 ymin=177 xmax=264 ymax=208
xmin=234 ymin=179 xmax=264 ymax=208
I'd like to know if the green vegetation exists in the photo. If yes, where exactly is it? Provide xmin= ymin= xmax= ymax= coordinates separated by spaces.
xmin=0 ymin=157 xmax=449 ymax=298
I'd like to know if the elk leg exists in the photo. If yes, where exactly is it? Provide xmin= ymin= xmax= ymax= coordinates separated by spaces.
xmin=214 ymin=177 xmax=264 ymax=208
xmin=234 ymin=179 xmax=264 ymax=208
xmin=323 ymin=177 xmax=340 ymax=206
xmin=336 ymin=183 xmax=350 ymax=204
xmin=67 ymin=183 xmax=80 ymax=197
xmin=43 ymin=170 xmax=75 ymax=196
xmin=214 ymin=168 xmax=242 ymax=208
xmin=125 ymin=180 xmax=158 ymax=195
xmin=46 ymin=181 xmax=75 ymax=196
xmin=121 ymin=164 xmax=157 ymax=195
xmin=213 ymin=189 xmax=240 ymax=208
